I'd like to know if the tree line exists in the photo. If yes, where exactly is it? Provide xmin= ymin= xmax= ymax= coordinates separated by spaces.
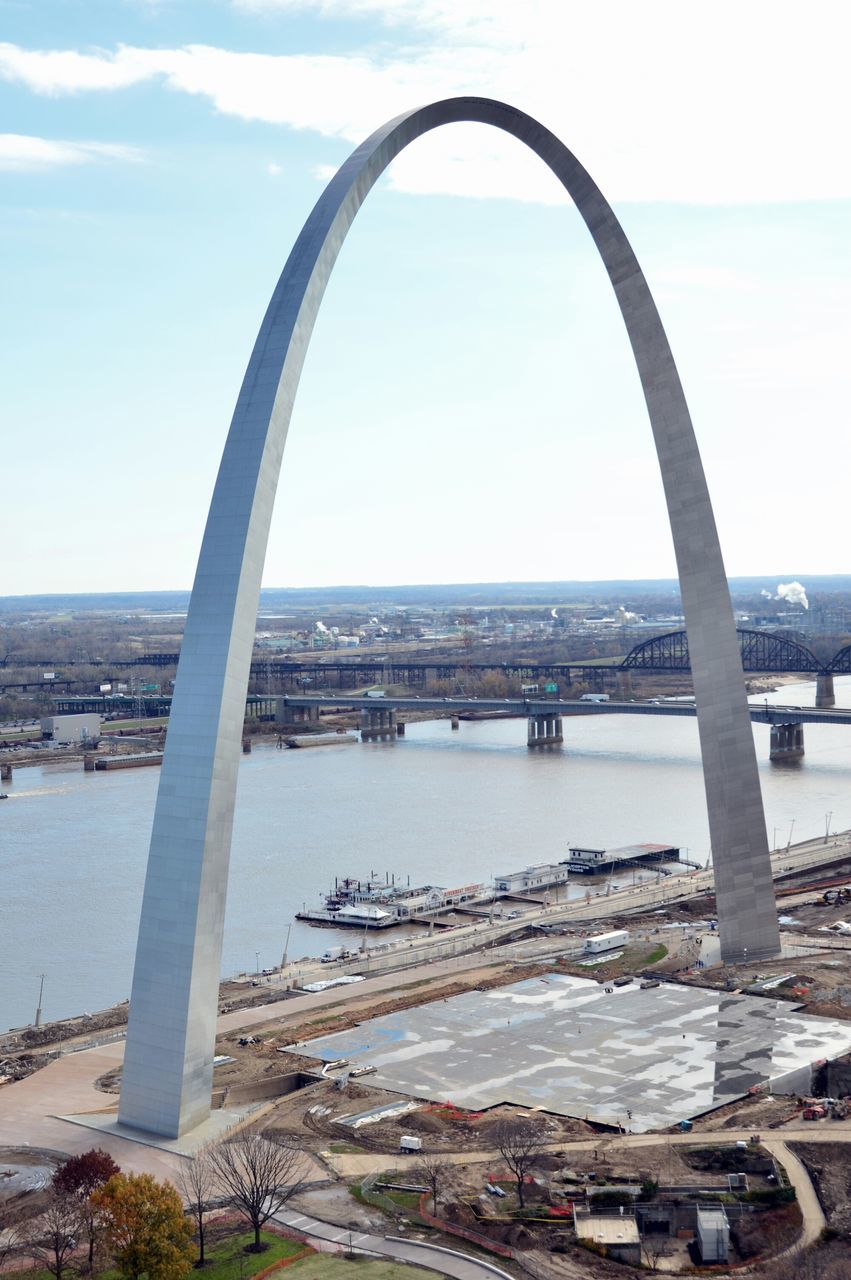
xmin=0 ymin=1132 xmax=305 ymax=1280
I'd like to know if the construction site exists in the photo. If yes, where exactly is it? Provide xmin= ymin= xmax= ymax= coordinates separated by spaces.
xmin=2 ymin=834 xmax=850 ymax=1275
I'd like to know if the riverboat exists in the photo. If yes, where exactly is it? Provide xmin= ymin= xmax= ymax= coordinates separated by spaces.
xmin=296 ymin=873 xmax=486 ymax=928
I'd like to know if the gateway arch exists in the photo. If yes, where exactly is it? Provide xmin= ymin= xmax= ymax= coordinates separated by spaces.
xmin=118 ymin=97 xmax=780 ymax=1138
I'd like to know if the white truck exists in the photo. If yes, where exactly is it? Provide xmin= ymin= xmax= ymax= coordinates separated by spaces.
xmin=399 ymin=1135 xmax=423 ymax=1153
xmin=321 ymin=946 xmax=346 ymax=963
xmin=583 ymin=929 xmax=629 ymax=955
xmin=580 ymin=693 xmax=610 ymax=703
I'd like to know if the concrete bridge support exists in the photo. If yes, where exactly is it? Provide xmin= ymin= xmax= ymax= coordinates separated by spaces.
xmin=617 ymin=671 xmax=633 ymax=698
xmin=770 ymin=722 xmax=804 ymax=762
xmin=360 ymin=706 xmax=396 ymax=740
xmin=0 ymin=763 xmax=11 ymax=781
xmin=817 ymin=673 xmax=836 ymax=708
xmin=528 ymin=713 xmax=564 ymax=747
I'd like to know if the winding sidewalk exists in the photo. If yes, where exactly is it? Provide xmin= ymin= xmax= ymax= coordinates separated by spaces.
xmin=272 ymin=1208 xmax=515 ymax=1280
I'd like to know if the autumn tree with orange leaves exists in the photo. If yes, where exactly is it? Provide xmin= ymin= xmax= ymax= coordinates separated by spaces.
xmin=91 ymin=1174 xmax=193 ymax=1280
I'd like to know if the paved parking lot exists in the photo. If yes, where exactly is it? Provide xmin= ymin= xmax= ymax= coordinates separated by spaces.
xmin=289 ymin=972 xmax=851 ymax=1131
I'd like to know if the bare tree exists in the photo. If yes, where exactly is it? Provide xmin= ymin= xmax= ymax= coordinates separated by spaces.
xmin=761 ymin=1244 xmax=850 ymax=1280
xmin=491 ymin=1119 xmax=546 ymax=1209
xmin=175 ymin=1152 xmax=216 ymax=1267
xmin=209 ymin=1134 xmax=304 ymax=1252
xmin=0 ymin=1211 xmax=26 ymax=1273
xmin=413 ymin=1154 xmax=452 ymax=1213
xmin=644 ymin=1237 xmax=675 ymax=1272
xmin=27 ymin=1191 xmax=82 ymax=1280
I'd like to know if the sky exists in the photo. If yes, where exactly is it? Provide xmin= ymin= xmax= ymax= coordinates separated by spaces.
xmin=2 ymin=0 xmax=850 ymax=595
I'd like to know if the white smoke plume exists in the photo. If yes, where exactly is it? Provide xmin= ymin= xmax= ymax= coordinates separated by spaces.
xmin=616 ymin=606 xmax=640 ymax=624
xmin=315 ymin=620 xmax=330 ymax=632
xmin=759 ymin=582 xmax=809 ymax=609
xmin=551 ymin=608 xmax=559 ymax=619
xmin=776 ymin=581 xmax=809 ymax=609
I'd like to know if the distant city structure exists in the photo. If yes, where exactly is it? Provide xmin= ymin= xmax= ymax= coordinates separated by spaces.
xmin=118 ymin=97 xmax=780 ymax=1139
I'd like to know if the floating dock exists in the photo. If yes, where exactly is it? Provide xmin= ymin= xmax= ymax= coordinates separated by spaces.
xmin=297 ymin=874 xmax=486 ymax=929
xmin=567 ymin=842 xmax=683 ymax=873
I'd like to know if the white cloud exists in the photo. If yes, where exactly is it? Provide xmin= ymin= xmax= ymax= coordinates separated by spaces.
xmin=0 ymin=133 xmax=142 ymax=171
xmin=0 ymin=41 xmax=156 ymax=94
xmin=2 ymin=2 xmax=851 ymax=204
xmin=267 ymin=160 xmax=283 ymax=175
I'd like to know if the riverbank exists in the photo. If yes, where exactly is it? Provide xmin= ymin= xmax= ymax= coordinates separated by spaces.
xmin=5 ymin=823 xmax=851 ymax=1088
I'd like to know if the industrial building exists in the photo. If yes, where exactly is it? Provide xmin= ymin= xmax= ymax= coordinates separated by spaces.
xmin=40 ymin=713 xmax=101 ymax=743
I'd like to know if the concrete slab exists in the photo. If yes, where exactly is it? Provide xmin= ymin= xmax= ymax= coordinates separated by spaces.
xmin=57 ymin=1104 xmax=260 ymax=1157
xmin=287 ymin=973 xmax=851 ymax=1132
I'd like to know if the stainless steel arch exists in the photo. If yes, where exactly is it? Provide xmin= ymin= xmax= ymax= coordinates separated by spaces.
xmin=118 ymin=97 xmax=780 ymax=1138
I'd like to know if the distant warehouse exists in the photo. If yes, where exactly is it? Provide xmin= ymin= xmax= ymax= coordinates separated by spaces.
xmin=40 ymin=713 xmax=101 ymax=743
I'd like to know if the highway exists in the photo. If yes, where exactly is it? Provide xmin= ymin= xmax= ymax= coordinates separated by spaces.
xmin=282 ymin=692 xmax=851 ymax=727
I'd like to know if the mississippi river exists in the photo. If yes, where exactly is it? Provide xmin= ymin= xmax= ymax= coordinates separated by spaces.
xmin=2 ymin=677 xmax=850 ymax=1031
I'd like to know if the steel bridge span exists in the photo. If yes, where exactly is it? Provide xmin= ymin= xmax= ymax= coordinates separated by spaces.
xmin=6 ymin=630 xmax=851 ymax=698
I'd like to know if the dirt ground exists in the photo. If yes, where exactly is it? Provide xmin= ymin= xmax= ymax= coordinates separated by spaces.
xmin=789 ymin=1142 xmax=851 ymax=1237
xmin=676 ymin=943 xmax=851 ymax=1021
xmin=256 ymin=1074 xmax=596 ymax=1156
xmin=0 ymin=1146 xmax=66 ymax=1220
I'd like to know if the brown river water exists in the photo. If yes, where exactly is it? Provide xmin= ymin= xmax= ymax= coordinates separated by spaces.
xmin=1 ymin=677 xmax=849 ymax=1032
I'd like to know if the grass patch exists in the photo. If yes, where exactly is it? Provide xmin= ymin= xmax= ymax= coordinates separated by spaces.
xmin=197 ymin=1231 xmax=307 ymax=1280
xmin=285 ymin=1257 xmax=441 ymax=1280
xmin=380 ymin=1190 xmax=421 ymax=1213
xmin=9 ymin=1233 xmax=304 ymax=1280
xmin=329 ymin=1142 xmax=365 ymax=1154
xmin=643 ymin=944 xmax=668 ymax=965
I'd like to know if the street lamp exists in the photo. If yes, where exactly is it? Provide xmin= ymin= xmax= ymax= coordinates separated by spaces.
xmin=281 ymin=922 xmax=292 ymax=970
xmin=255 ymin=950 xmax=261 ymax=977
xmin=34 ymin=973 xmax=45 ymax=1028
xmin=825 ymin=812 xmax=833 ymax=844
xmin=786 ymin=819 xmax=796 ymax=853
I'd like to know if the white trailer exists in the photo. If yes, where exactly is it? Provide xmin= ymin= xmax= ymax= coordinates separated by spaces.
xmin=580 ymin=693 xmax=610 ymax=703
xmin=583 ymin=930 xmax=629 ymax=955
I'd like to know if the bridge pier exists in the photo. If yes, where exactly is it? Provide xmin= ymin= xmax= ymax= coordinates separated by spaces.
xmin=360 ymin=706 xmax=396 ymax=740
xmin=528 ymin=713 xmax=563 ymax=747
xmin=617 ymin=671 xmax=633 ymax=698
xmin=816 ymin=673 xmax=836 ymax=708
xmin=0 ymin=763 xmax=11 ymax=781
xmin=769 ymin=722 xmax=804 ymax=762
xmin=274 ymin=698 xmax=321 ymax=729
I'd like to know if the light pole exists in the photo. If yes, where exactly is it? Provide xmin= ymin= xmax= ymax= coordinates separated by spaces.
xmin=34 ymin=973 xmax=45 ymax=1028
xmin=786 ymin=818 xmax=796 ymax=853
xmin=255 ymin=950 xmax=261 ymax=977
xmin=280 ymin=922 xmax=292 ymax=970
xmin=825 ymin=812 xmax=833 ymax=844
